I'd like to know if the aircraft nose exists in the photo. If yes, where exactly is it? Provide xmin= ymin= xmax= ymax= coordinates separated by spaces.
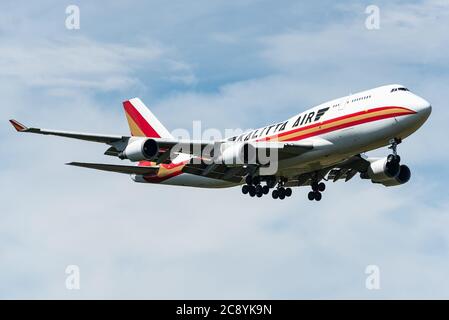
xmin=413 ymin=95 xmax=432 ymax=119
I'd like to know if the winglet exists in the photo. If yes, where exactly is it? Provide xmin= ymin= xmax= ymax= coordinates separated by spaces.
xmin=9 ymin=119 xmax=28 ymax=132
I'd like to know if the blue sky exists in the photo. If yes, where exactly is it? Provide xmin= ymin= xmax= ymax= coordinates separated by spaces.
xmin=0 ymin=0 xmax=448 ymax=298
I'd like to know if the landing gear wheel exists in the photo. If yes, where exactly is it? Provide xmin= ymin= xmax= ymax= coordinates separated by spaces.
xmin=311 ymin=181 xmax=319 ymax=192
xmin=245 ymin=175 xmax=253 ymax=185
xmin=272 ymin=189 xmax=279 ymax=199
xmin=278 ymin=187 xmax=286 ymax=198
xmin=249 ymin=185 xmax=256 ymax=197
xmin=285 ymin=188 xmax=292 ymax=197
xmin=262 ymin=185 xmax=270 ymax=195
xmin=387 ymin=154 xmax=400 ymax=163
xmin=314 ymin=191 xmax=322 ymax=201
xmin=255 ymin=185 xmax=263 ymax=194
xmin=318 ymin=182 xmax=326 ymax=192
xmin=256 ymin=191 xmax=263 ymax=198
xmin=387 ymin=154 xmax=400 ymax=174
xmin=308 ymin=191 xmax=315 ymax=201
xmin=242 ymin=185 xmax=249 ymax=194
xmin=253 ymin=176 xmax=261 ymax=185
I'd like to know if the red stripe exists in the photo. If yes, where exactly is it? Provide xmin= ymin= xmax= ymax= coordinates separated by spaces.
xmin=123 ymin=101 xmax=161 ymax=138
xmin=143 ymin=170 xmax=184 ymax=183
xmin=287 ymin=111 xmax=410 ymax=142
xmin=257 ymin=106 xmax=415 ymax=142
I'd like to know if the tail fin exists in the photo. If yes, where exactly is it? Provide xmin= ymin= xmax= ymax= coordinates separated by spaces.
xmin=123 ymin=98 xmax=173 ymax=139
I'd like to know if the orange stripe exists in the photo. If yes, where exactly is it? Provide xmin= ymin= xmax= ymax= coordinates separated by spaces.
xmin=258 ymin=106 xmax=415 ymax=142
xmin=125 ymin=113 xmax=146 ymax=137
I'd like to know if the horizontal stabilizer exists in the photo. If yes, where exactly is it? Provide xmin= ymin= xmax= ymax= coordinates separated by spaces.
xmin=66 ymin=162 xmax=159 ymax=175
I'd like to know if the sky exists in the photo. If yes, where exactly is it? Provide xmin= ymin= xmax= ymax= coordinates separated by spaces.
xmin=0 ymin=0 xmax=448 ymax=299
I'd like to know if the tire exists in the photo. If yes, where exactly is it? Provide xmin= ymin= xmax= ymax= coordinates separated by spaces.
xmin=285 ymin=188 xmax=292 ymax=197
xmin=245 ymin=175 xmax=253 ymax=185
xmin=262 ymin=185 xmax=270 ymax=195
xmin=256 ymin=191 xmax=263 ymax=198
xmin=272 ymin=189 xmax=279 ymax=199
xmin=242 ymin=185 xmax=249 ymax=194
xmin=308 ymin=191 xmax=315 ymax=201
xmin=318 ymin=182 xmax=326 ymax=192
xmin=255 ymin=185 xmax=263 ymax=194
xmin=278 ymin=187 xmax=286 ymax=198
xmin=253 ymin=176 xmax=260 ymax=185
xmin=249 ymin=185 xmax=256 ymax=197
xmin=314 ymin=191 xmax=322 ymax=201
xmin=311 ymin=182 xmax=319 ymax=191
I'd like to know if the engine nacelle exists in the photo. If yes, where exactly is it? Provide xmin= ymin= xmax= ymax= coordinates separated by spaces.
xmin=378 ymin=165 xmax=411 ymax=186
xmin=361 ymin=155 xmax=411 ymax=187
xmin=119 ymin=138 xmax=159 ymax=162
xmin=217 ymin=143 xmax=257 ymax=165
xmin=365 ymin=155 xmax=401 ymax=182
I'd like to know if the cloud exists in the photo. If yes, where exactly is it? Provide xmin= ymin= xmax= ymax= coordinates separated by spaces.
xmin=1 ymin=0 xmax=448 ymax=299
xmin=0 ymin=35 xmax=197 ymax=94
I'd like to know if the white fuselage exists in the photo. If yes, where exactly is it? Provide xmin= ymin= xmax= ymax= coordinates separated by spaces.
xmin=133 ymin=84 xmax=431 ymax=188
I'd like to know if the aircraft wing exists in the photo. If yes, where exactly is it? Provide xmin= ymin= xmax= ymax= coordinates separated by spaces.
xmin=9 ymin=119 xmax=126 ymax=144
xmin=280 ymin=154 xmax=370 ymax=188
xmin=9 ymin=119 xmax=214 ymax=159
xmin=326 ymin=155 xmax=370 ymax=182
xmin=66 ymin=162 xmax=159 ymax=175
xmin=182 ymin=140 xmax=316 ymax=182
xmin=9 ymin=119 xmax=316 ymax=170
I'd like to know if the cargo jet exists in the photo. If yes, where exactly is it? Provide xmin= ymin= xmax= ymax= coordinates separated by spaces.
xmin=9 ymin=84 xmax=431 ymax=201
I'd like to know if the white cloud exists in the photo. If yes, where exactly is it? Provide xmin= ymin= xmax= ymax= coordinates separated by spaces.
xmin=0 ymin=36 xmax=197 ymax=93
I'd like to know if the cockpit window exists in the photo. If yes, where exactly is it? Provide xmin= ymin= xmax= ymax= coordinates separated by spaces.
xmin=391 ymin=87 xmax=410 ymax=92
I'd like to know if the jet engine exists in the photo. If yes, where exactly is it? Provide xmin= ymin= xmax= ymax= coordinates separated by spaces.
xmin=119 ymin=138 xmax=159 ymax=161
xmin=217 ymin=143 xmax=257 ymax=165
xmin=361 ymin=155 xmax=411 ymax=186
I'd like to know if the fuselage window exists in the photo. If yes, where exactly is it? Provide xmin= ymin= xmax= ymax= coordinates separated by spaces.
xmin=391 ymin=87 xmax=409 ymax=93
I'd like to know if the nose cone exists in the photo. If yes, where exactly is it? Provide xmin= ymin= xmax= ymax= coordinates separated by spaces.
xmin=413 ymin=95 xmax=432 ymax=120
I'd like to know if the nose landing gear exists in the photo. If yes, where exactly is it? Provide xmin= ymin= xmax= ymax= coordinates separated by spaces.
xmin=388 ymin=137 xmax=402 ymax=162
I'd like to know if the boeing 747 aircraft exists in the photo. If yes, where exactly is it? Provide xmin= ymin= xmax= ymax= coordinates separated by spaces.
xmin=10 ymin=84 xmax=431 ymax=201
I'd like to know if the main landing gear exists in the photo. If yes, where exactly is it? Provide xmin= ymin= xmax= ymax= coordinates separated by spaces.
xmin=307 ymin=180 xmax=326 ymax=201
xmin=242 ymin=175 xmax=291 ymax=200
xmin=271 ymin=178 xmax=292 ymax=200
xmin=242 ymin=175 xmax=270 ymax=198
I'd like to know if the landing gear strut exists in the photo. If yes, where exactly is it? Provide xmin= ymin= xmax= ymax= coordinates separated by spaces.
xmin=388 ymin=137 xmax=402 ymax=162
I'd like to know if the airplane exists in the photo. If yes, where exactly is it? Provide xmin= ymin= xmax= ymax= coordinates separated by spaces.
xmin=9 ymin=84 xmax=431 ymax=201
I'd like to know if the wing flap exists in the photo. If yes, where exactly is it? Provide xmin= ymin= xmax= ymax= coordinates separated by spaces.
xmin=182 ymin=163 xmax=245 ymax=183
